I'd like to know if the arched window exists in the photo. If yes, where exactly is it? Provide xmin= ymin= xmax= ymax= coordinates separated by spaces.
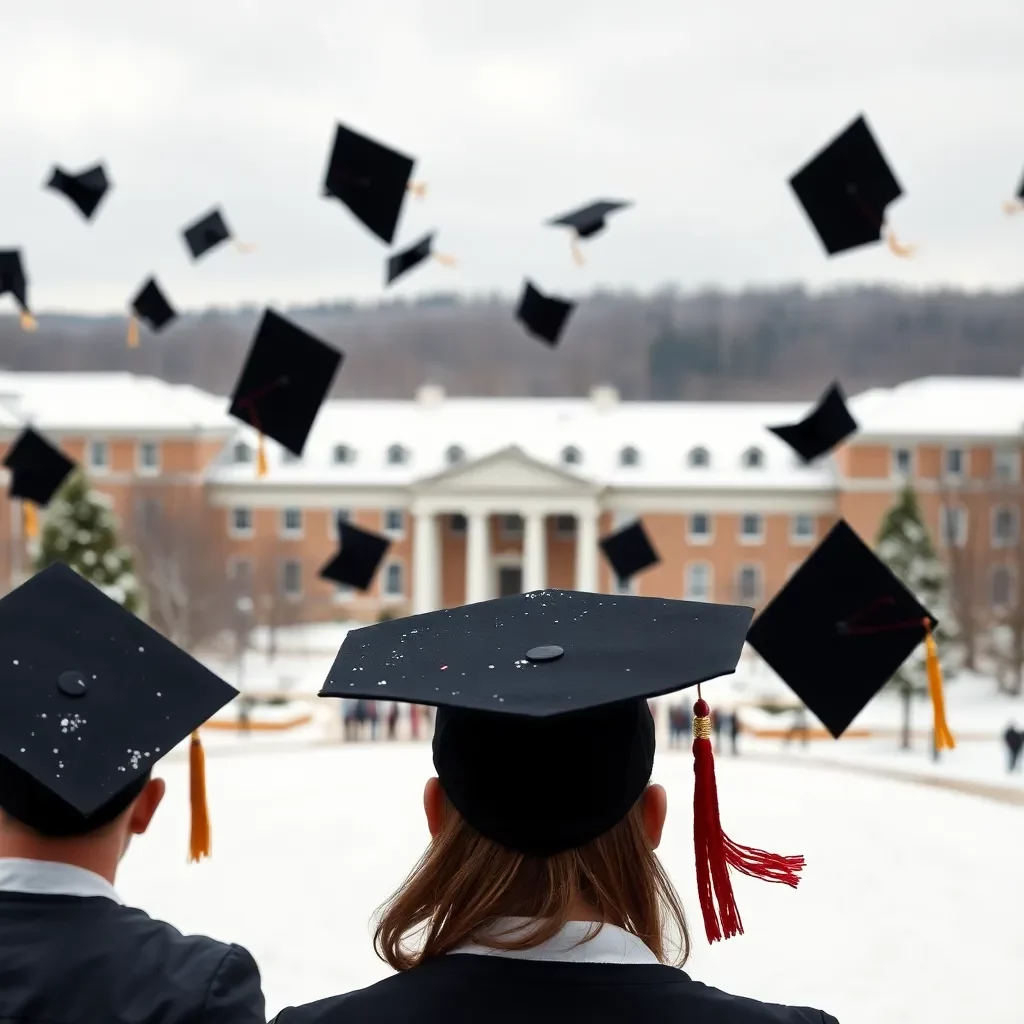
xmin=445 ymin=444 xmax=466 ymax=465
xmin=619 ymin=445 xmax=640 ymax=467
xmin=386 ymin=444 xmax=409 ymax=466
xmin=232 ymin=441 xmax=253 ymax=464
xmin=561 ymin=445 xmax=582 ymax=466
xmin=687 ymin=446 xmax=710 ymax=468
xmin=742 ymin=446 xmax=764 ymax=469
xmin=281 ymin=449 xmax=301 ymax=464
xmin=332 ymin=444 xmax=355 ymax=465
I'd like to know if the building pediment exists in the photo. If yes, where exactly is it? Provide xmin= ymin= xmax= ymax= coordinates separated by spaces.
xmin=412 ymin=445 xmax=599 ymax=497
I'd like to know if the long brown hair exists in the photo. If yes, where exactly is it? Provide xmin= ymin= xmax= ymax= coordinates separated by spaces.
xmin=373 ymin=793 xmax=690 ymax=971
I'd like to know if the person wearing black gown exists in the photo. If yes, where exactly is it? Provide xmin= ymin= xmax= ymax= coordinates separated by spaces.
xmin=273 ymin=589 xmax=838 ymax=1024
xmin=0 ymin=565 xmax=266 ymax=1024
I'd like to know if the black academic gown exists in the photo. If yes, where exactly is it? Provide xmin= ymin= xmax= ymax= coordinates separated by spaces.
xmin=272 ymin=955 xmax=839 ymax=1024
xmin=0 ymin=890 xmax=266 ymax=1024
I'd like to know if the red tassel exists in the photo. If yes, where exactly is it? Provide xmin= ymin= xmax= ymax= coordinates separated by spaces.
xmin=692 ymin=696 xmax=805 ymax=943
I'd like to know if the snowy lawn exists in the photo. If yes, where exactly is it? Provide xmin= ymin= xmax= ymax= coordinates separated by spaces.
xmin=115 ymin=743 xmax=1023 ymax=1023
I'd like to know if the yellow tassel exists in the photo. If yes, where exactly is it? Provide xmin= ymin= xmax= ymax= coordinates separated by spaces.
xmin=256 ymin=434 xmax=268 ymax=478
xmin=924 ymin=622 xmax=955 ymax=751
xmin=23 ymin=502 xmax=38 ymax=539
xmin=570 ymin=236 xmax=586 ymax=267
xmin=432 ymin=252 xmax=457 ymax=268
xmin=234 ymin=241 xmax=258 ymax=254
xmin=19 ymin=311 xmax=38 ymax=332
xmin=884 ymin=226 xmax=916 ymax=258
xmin=188 ymin=730 xmax=211 ymax=863
xmin=1002 ymin=199 xmax=1023 ymax=216
xmin=127 ymin=316 xmax=140 ymax=348
xmin=406 ymin=181 xmax=428 ymax=199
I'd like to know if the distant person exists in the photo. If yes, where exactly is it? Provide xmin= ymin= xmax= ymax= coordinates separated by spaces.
xmin=668 ymin=705 xmax=684 ymax=749
xmin=410 ymin=704 xmax=421 ymax=741
xmin=343 ymin=699 xmax=359 ymax=742
xmin=730 ymin=710 xmax=741 ymax=756
xmin=367 ymin=701 xmax=379 ymax=742
xmin=387 ymin=702 xmax=400 ymax=741
xmin=784 ymin=708 xmax=810 ymax=749
xmin=354 ymin=700 xmax=369 ymax=740
xmin=711 ymin=707 xmax=722 ymax=750
xmin=1004 ymin=724 xmax=1023 ymax=773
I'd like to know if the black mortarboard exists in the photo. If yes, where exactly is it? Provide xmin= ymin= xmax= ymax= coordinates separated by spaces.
xmin=515 ymin=280 xmax=575 ymax=347
xmin=1015 ymin=168 xmax=1024 ymax=202
xmin=130 ymin=277 xmax=176 ymax=332
xmin=319 ymin=520 xmax=391 ymax=591
xmin=228 ymin=308 xmax=343 ymax=458
xmin=0 ymin=563 xmax=237 ymax=837
xmin=0 ymin=250 xmax=31 ymax=314
xmin=767 ymin=382 xmax=858 ymax=464
xmin=320 ymin=589 xmax=752 ymax=855
xmin=789 ymin=115 xmax=903 ymax=256
xmin=547 ymin=200 xmax=632 ymax=240
xmin=3 ymin=428 xmax=75 ymax=507
xmin=747 ymin=520 xmax=936 ymax=738
xmin=322 ymin=122 xmax=415 ymax=245
xmin=600 ymin=520 xmax=660 ymax=583
xmin=182 ymin=207 xmax=232 ymax=260
xmin=386 ymin=232 xmax=448 ymax=286
xmin=45 ymin=163 xmax=111 ymax=221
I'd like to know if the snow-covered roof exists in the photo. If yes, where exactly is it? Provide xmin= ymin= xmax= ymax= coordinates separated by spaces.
xmin=0 ymin=372 xmax=234 ymax=435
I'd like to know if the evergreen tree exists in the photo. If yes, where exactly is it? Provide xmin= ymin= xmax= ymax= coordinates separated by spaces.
xmin=875 ymin=483 xmax=959 ymax=693
xmin=35 ymin=470 xmax=143 ymax=615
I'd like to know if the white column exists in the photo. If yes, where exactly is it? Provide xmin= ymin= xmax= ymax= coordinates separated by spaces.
xmin=574 ymin=507 xmax=599 ymax=592
xmin=466 ymin=510 xmax=490 ymax=604
xmin=412 ymin=511 xmax=439 ymax=614
xmin=523 ymin=512 xmax=547 ymax=592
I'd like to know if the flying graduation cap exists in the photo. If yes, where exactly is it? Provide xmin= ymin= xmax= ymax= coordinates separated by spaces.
xmin=320 ymin=589 xmax=803 ymax=943
xmin=228 ymin=309 xmax=343 ymax=478
xmin=2 ymin=427 xmax=76 ymax=540
xmin=0 ymin=250 xmax=37 ymax=331
xmin=319 ymin=520 xmax=391 ymax=592
xmin=127 ymin=277 xmax=176 ymax=348
xmin=747 ymin=519 xmax=954 ymax=748
xmin=767 ymin=382 xmax=858 ymax=464
xmin=599 ymin=519 xmax=660 ymax=584
xmin=45 ymin=163 xmax=111 ymax=221
xmin=0 ymin=563 xmax=237 ymax=862
xmin=322 ymin=122 xmax=423 ymax=246
xmin=547 ymin=200 xmax=632 ymax=265
xmin=789 ymin=115 xmax=914 ymax=258
xmin=182 ymin=207 xmax=255 ymax=261
xmin=385 ymin=232 xmax=456 ymax=286
xmin=515 ymin=280 xmax=575 ymax=347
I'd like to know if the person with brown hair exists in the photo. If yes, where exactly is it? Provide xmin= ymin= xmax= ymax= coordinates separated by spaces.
xmin=274 ymin=590 xmax=837 ymax=1024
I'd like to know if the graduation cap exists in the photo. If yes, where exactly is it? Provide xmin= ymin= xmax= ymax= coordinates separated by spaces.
xmin=3 ymin=427 xmax=76 ymax=540
xmin=385 ymin=232 xmax=456 ymax=286
xmin=600 ymin=520 xmax=660 ymax=583
xmin=320 ymin=589 xmax=803 ymax=943
xmin=322 ymin=122 xmax=420 ymax=245
xmin=515 ymin=280 xmax=575 ymax=347
xmin=747 ymin=519 xmax=954 ymax=747
xmin=0 ymin=563 xmax=237 ymax=860
xmin=547 ymin=200 xmax=632 ymax=264
xmin=182 ymin=206 xmax=255 ymax=261
xmin=127 ymin=277 xmax=176 ymax=348
xmin=789 ymin=115 xmax=914 ymax=258
xmin=45 ymin=163 xmax=111 ymax=221
xmin=319 ymin=520 xmax=391 ymax=591
xmin=228 ymin=309 xmax=344 ymax=477
xmin=767 ymin=382 xmax=858 ymax=464
xmin=0 ymin=250 xmax=37 ymax=331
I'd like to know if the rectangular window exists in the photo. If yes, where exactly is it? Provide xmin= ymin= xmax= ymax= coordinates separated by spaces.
xmin=554 ymin=514 xmax=576 ymax=539
xmin=688 ymin=513 xmax=712 ymax=544
xmin=230 ymin=507 xmax=253 ymax=538
xmin=329 ymin=508 xmax=351 ymax=539
xmin=134 ymin=498 xmax=161 ymax=532
xmin=281 ymin=449 xmax=302 ymax=464
xmin=88 ymin=440 xmax=109 ymax=472
xmin=383 ymin=562 xmax=405 ymax=597
xmin=739 ymin=513 xmax=764 ymax=544
xmin=944 ymin=447 xmax=965 ymax=479
xmin=228 ymin=557 xmax=252 ymax=589
xmin=737 ymin=564 xmax=762 ymax=602
xmin=499 ymin=514 xmax=524 ymax=539
xmin=281 ymin=559 xmax=302 ymax=598
xmin=892 ymin=447 xmax=913 ymax=478
xmin=992 ymin=506 xmax=1019 ymax=549
xmin=137 ymin=441 xmax=160 ymax=474
xmin=684 ymin=562 xmax=713 ymax=601
xmin=991 ymin=566 xmax=1015 ymax=608
xmin=940 ymin=505 xmax=967 ymax=548
xmin=449 ymin=513 xmax=467 ymax=536
xmin=994 ymin=449 xmax=1021 ymax=483
xmin=790 ymin=514 xmax=815 ymax=544
xmin=281 ymin=507 xmax=303 ymax=537
xmin=383 ymin=508 xmax=405 ymax=536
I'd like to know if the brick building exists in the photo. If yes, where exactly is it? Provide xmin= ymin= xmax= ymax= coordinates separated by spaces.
xmin=1 ymin=372 xmax=1022 ymax=644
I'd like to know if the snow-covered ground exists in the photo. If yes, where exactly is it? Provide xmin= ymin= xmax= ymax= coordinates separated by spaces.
xmin=115 ymin=742 xmax=1022 ymax=1023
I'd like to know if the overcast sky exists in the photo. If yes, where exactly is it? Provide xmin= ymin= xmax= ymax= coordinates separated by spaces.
xmin=4 ymin=0 xmax=1024 ymax=313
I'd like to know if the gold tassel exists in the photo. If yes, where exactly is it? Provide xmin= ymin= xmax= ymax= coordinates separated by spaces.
xmin=924 ymin=621 xmax=955 ymax=751
xmin=432 ymin=252 xmax=457 ymax=268
xmin=406 ymin=181 xmax=428 ymax=199
xmin=1002 ymin=199 xmax=1023 ymax=216
xmin=884 ymin=226 xmax=916 ymax=258
xmin=188 ymin=730 xmax=211 ymax=862
xmin=256 ymin=434 xmax=268 ymax=478
xmin=570 ymin=236 xmax=586 ymax=267
xmin=234 ymin=241 xmax=258 ymax=254
xmin=127 ymin=316 xmax=140 ymax=348
xmin=23 ymin=502 xmax=38 ymax=539
xmin=19 ymin=311 xmax=38 ymax=332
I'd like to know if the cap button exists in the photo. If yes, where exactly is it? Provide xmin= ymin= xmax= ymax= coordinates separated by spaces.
xmin=57 ymin=670 xmax=88 ymax=698
xmin=525 ymin=645 xmax=564 ymax=663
